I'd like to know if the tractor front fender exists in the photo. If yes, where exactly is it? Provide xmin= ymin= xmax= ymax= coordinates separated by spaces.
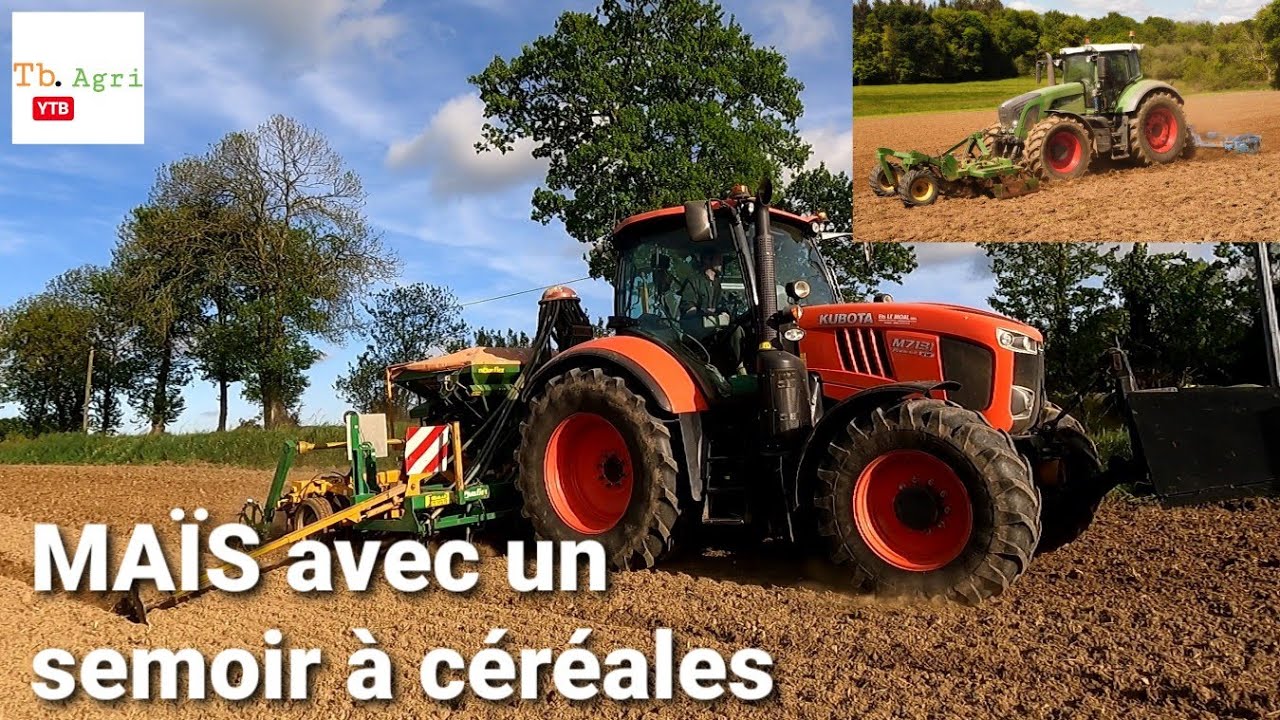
xmin=1119 ymin=80 xmax=1184 ymax=113
xmin=794 ymin=381 xmax=960 ymax=505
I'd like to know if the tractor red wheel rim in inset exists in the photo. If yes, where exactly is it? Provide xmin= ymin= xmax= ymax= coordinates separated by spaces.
xmin=544 ymin=412 xmax=634 ymax=535
xmin=1046 ymin=128 xmax=1083 ymax=173
xmin=853 ymin=450 xmax=973 ymax=571
xmin=1144 ymin=106 xmax=1178 ymax=153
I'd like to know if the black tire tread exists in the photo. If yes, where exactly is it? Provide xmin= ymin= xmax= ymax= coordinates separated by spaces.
xmin=815 ymin=398 xmax=1041 ymax=604
xmin=1024 ymin=115 xmax=1091 ymax=181
xmin=1129 ymin=91 xmax=1188 ymax=166
xmin=1036 ymin=404 xmax=1104 ymax=554
xmin=868 ymin=164 xmax=899 ymax=197
xmin=516 ymin=367 xmax=680 ymax=571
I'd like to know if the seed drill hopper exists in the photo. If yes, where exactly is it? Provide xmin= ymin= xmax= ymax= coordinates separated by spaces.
xmin=869 ymin=130 xmax=1040 ymax=207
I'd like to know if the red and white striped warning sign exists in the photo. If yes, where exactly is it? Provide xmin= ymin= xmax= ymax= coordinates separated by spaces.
xmin=405 ymin=425 xmax=451 ymax=476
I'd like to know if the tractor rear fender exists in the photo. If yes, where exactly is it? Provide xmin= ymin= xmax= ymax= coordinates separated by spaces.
xmin=1118 ymin=80 xmax=1184 ymax=113
xmin=794 ymin=381 xmax=960 ymax=507
xmin=523 ymin=335 xmax=712 ymax=500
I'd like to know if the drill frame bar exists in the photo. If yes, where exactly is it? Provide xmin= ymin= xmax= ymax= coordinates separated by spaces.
xmin=117 ymin=483 xmax=410 ymax=624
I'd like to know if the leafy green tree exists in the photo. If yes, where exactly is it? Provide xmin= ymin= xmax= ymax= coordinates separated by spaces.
xmin=0 ymin=268 xmax=129 ymax=433
xmin=981 ymin=242 xmax=1119 ymax=398
xmin=148 ymin=157 xmax=254 ymax=432
xmin=335 ymin=284 xmax=468 ymax=416
xmin=1256 ymin=0 xmax=1280 ymax=87
xmin=777 ymin=165 xmax=917 ymax=297
xmin=197 ymin=115 xmax=397 ymax=427
xmin=1105 ymin=245 xmax=1248 ymax=388
xmin=112 ymin=205 xmax=207 ymax=433
xmin=470 ymin=0 xmax=809 ymax=277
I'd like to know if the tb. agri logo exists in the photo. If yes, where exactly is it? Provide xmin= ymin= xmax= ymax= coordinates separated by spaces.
xmin=11 ymin=12 xmax=144 ymax=144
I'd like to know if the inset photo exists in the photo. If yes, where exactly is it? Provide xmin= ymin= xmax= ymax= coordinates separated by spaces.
xmin=852 ymin=2 xmax=1280 ymax=241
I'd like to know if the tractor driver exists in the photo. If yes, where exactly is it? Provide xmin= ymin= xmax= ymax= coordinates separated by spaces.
xmin=678 ymin=249 xmax=745 ymax=375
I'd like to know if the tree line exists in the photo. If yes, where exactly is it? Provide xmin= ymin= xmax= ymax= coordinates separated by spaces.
xmin=853 ymin=0 xmax=1280 ymax=89
xmin=980 ymin=242 xmax=1278 ymax=399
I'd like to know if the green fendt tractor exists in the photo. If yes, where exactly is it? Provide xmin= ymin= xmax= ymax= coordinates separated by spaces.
xmin=986 ymin=41 xmax=1189 ymax=181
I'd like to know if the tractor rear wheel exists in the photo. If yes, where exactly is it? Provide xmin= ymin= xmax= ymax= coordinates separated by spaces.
xmin=814 ymin=398 xmax=1041 ymax=604
xmin=1129 ymin=92 xmax=1187 ymax=165
xmin=517 ymin=367 xmax=681 ymax=570
xmin=1024 ymin=116 xmax=1091 ymax=181
xmin=868 ymin=164 xmax=901 ymax=197
xmin=1034 ymin=404 xmax=1104 ymax=554
xmin=898 ymin=168 xmax=941 ymax=207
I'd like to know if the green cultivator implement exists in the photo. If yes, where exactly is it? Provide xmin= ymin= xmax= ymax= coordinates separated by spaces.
xmin=870 ymin=131 xmax=1040 ymax=207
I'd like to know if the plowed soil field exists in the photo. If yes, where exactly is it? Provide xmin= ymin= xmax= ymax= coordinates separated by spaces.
xmin=853 ymin=91 xmax=1280 ymax=242
xmin=1 ymin=464 xmax=1278 ymax=718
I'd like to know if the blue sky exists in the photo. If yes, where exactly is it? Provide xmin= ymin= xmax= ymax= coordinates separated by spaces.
xmin=1005 ymin=0 xmax=1271 ymax=23
xmin=1 ymin=0 xmax=852 ymax=431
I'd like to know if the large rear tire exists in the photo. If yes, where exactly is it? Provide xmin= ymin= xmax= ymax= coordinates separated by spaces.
xmin=517 ymin=368 xmax=681 ymax=570
xmin=1129 ymin=92 xmax=1188 ymax=165
xmin=814 ymin=398 xmax=1041 ymax=604
xmin=1035 ymin=404 xmax=1104 ymax=554
xmin=1024 ymin=116 xmax=1092 ymax=181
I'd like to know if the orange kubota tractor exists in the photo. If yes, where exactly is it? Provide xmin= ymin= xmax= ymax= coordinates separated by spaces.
xmin=503 ymin=182 xmax=1104 ymax=605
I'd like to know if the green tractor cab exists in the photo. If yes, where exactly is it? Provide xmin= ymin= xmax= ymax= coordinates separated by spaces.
xmin=988 ymin=41 xmax=1189 ymax=181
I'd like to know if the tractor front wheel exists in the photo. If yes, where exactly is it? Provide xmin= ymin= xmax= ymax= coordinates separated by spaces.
xmin=1025 ymin=116 xmax=1092 ymax=181
xmin=1034 ymin=404 xmax=1105 ymax=554
xmin=517 ymin=367 xmax=681 ymax=570
xmin=868 ymin=164 xmax=901 ymax=197
xmin=815 ymin=398 xmax=1041 ymax=604
xmin=1129 ymin=92 xmax=1188 ymax=165
xmin=898 ymin=168 xmax=941 ymax=207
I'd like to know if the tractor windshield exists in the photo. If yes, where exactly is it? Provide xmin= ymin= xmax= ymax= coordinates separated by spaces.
xmin=1062 ymin=55 xmax=1092 ymax=85
xmin=744 ymin=219 xmax=841 ymax=308
xmin=615 ymin=219 xmax=749 ymax=348
xmin=614 ymin=213 xmax=839 ymax=348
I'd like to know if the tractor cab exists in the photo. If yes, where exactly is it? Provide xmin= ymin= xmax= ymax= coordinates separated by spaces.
xmin=1037 ymin=43 xmax=1144 ymax=115
xmin=608 ymin=188 xmax=838 ymax=382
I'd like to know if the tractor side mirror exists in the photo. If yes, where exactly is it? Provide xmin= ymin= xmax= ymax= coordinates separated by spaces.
xmin=684 ymin=201 xmax=717 ymax=243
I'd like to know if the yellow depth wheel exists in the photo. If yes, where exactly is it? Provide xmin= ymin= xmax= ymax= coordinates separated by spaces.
xmin=898 ymin=168 xmax=941 ymax=207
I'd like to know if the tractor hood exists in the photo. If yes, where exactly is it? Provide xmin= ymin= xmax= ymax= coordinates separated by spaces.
xmin=998 ymin=84 xmax=1087 ymax=132
xmin=797 ymin=302 xmax=1043 ymax=343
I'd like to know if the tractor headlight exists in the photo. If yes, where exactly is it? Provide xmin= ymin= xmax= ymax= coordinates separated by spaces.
xmin=997 ymin=328 xmax=1039 ymax=355
xmin=787 ymin=280 xmax=811 ymax=300
xmin=783 ymin=327 xmax=806 ymax=342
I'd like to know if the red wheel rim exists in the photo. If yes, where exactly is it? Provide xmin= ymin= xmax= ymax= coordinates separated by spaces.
xmin=544 ymin=412 xmax=634 ymax=534
xmin=853 ymin=450 xmax=973 ymax=571
xmin=1144 ymin=106 xmax=1178 ymax=154
xmin=1046 ymin=128 xmax=1083 ymax=173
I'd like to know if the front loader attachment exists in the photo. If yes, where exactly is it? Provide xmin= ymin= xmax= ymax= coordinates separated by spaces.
xmin=1106 ymin=349 xmax=1280 ymax=505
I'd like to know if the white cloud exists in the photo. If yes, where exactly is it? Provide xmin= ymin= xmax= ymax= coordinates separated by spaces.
xmin=1064 ymin=0 xmax=1151 ymax=19
xmin=1190 ymin=0 xmax=1268 ymax=22
xmin=173 ymin=0 xmax=403 ymax=65
xmin=802 ymin=125 xmax=853 ymax=176
xmin=385 ymin=94 xmax=547 ymax=196
xmin=755 ymin=0 xmax=837 ymax=56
